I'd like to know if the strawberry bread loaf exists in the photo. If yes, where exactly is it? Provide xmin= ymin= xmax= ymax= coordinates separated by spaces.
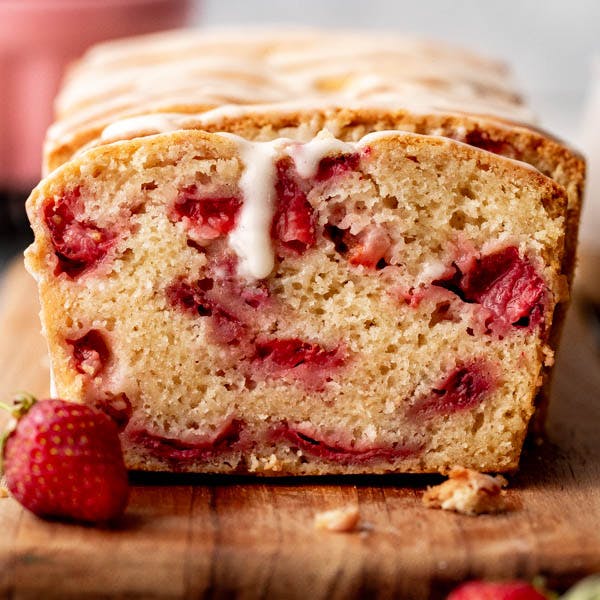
xmin=24 ymin=29 xmax=584 ymax=474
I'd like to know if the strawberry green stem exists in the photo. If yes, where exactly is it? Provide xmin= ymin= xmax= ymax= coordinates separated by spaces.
xmin=6 ymin=392 xmax=37 ymax=418
xmin=1 ymin=393 xmax=38 ymax=473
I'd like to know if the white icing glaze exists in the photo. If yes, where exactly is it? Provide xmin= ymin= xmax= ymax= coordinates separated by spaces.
xmin=359 ymin=129 xmax=409 ymax=146
xmin=220 ymin=130 xmax=363 ymax=280
xmin=216 ymin=128 xmax=400 ymax=280
xmin=220 ymin=134 xmax=286 ymax=280
xmin=286 ymin=130 xmax=355 ymax=178
xmin=57 ymin=35 xmax=513 ymax=118
xmin=100 ymin=113 xmax=184 ymax=143
xmin=44 ymin=27 xmax=537 ymax=170
xmin=78 ymin=91 xmax=539 ymax=164
xmin=359 ymin=128 xmax=540 ymax=173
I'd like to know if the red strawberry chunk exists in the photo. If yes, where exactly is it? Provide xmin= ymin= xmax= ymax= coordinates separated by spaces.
xmin=347 ymin=225 xmax=391 ymax=269
xmin=271 ymin=422 xmax=419 ymax=464
xmin=411 ymin=361 xmax=495 ymax=417
xmin=3 ymin=399 xmax=129 ymax=523
xmin=43 ymin=189 xmax=114 ymax=278
xmin=167 ymin=275 xmax=346 ymax=387
xmin=170 ymin=185 xmax=241 ymax=239
xmin=271 ymin=153 xmax=360 ymax=254
xmin=240 ymin=286 xmax=270 ymax=308
xmin=166 ymin=258 xmax=346 ymax=389
xmin=315 ymin=153 xmax=360 ymax=181
xmin=166 ymin=278 xmax=246 ymax=344
xmin=211 ymin=307 xmax=247 ymax=344
xmin=434 ymin=246 xmax=546 ymax=331
xmin=253 ymin=337 xmax=346 ymax=391
xmin=272 ymin=158 xmax=316 ymax=253
xmin=129 ymin=418 xmax=244 ymax=464
xmin=324 ymin=223 xmax=391 ymax=269
xmin=463 ymin=130 xmax=518 ymax=160
xmin=462 ymin=247 xmax=545 ymax=327
xmin=166 ymin=252 xmax=272 ymax=349
xmin=447 ymin=581 xmax=547 ymax=600
xmin=66 ymin=329 xmax=110 ymax=378
xmin=94 ymin=393 xmax=132 ymax=431
xmin=254 ymin=338 xmax=344 ymax=370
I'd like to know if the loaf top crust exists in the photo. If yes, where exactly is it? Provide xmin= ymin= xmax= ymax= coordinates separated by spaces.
xmin=42 ymin=27 xmax=584 ymax=293
xmin=45 ymin=27 xmax=545 ymax=172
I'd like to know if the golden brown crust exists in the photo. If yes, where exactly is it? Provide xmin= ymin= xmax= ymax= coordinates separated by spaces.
xmin=46 ymin=106 xmax=585 ymax=203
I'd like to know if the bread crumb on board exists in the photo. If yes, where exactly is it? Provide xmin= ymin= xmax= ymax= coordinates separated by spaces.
xmin=314 ymin=505 xmax=360 ymax=532
xmin=422 ymin=466 xmax=508 ymax=515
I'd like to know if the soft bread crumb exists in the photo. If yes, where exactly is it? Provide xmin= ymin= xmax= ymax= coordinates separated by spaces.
xmin=248 ymin=453 xmax=282 ymax=472
xmin=26 ymin=126 xmax=568 ymax=476
xmin=0 ymin=476 xmax=9 ymax=499
xmin=422 ymin=466 xmax=508 ymax=515
xmin=314 ymin=505 xmax=360 ymax=532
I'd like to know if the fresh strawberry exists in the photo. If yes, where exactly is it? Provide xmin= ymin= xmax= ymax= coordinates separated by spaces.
xmin=447 ymin=580 xmax=548 ymax=600
xmin=1 ymin=393 xmax=129 ymax=523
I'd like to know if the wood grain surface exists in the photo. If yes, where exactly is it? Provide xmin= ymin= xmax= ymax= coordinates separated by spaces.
xmin=0 ymin=258 xmax=599 ymax=600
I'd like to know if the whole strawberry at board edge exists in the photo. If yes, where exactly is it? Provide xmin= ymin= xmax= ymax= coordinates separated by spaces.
xmin=446 ymin=580 xmax=551 ymax=599
xmin=448 ymin=577 xmax=600 ymax=599
xmin=0 ymin=393 xmax=129 ymax=524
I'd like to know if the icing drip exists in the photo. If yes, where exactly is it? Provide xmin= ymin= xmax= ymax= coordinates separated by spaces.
xmin=286 ymin=130 xmax=355 ymax=178
xmin=220 ymin=134 xmax=283 ymax=280
xmin=220 ymin=129 xmax=368 ymax=280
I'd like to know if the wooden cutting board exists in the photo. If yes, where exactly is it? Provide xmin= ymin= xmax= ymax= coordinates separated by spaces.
xmin=0 ymin=257 xmax=599 ymax=600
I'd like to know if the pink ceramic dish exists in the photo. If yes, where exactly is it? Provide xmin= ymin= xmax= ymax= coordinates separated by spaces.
xmin=0 ymin=0 xmax=194 ymax=192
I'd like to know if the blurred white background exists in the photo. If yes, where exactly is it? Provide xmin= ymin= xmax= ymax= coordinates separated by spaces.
xmin=195 ymin=0 xmax=600 ymax=144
